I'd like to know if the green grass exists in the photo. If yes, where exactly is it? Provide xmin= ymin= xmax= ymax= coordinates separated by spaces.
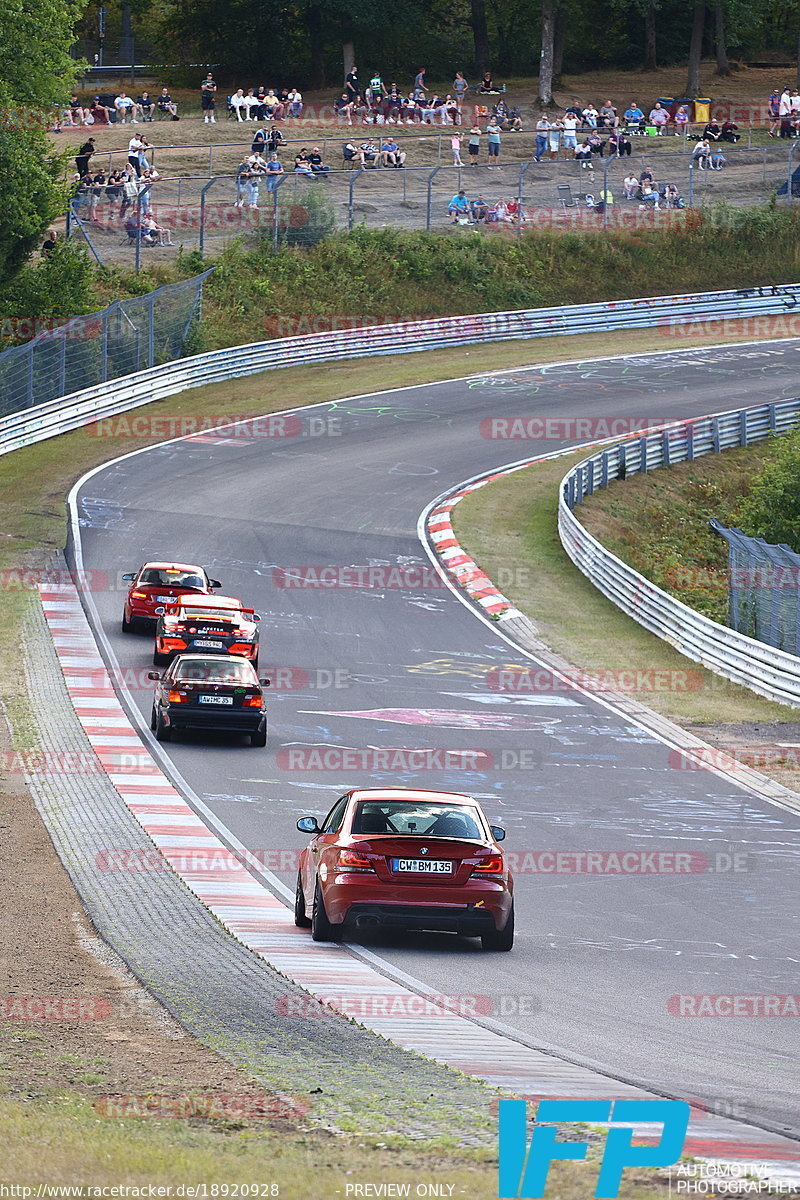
xmin=453 ymin=449 xmax=793 ymax=727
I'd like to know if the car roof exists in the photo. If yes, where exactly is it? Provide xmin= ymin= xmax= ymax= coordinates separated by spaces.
xmin=141 ymin=561 xmax=205 ymax=572
xmin=348 ymin=788 xmax=480 ymax=807
xmin=175 ymin=594 xmax=242 ymax=608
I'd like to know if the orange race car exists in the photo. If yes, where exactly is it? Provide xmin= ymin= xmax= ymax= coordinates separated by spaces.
xmin=153 ymin=593 xmax=262 ymax=668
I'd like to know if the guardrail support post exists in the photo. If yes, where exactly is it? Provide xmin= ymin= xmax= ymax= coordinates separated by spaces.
xmin=517 ymin=162 xmax=531 ymax=240
xmin=788 ymin=144 xmax=796 ymax=206
xmin=199 ymin=178 xmax=216 ymax=258
xmin=739 ymin=408 xmax=748 ymax=447
xmin=101 ymin=308 xmax=109 ymax=383
xmin=688 ymin=162 xmax=694 ymax=207
xmin=147 ymin=292 xmax=156 ymax=368
xmin=639 ymin=435 xmax=648 ymax=473
xmin=426 ymin=166 xmax=442 ymax=233
xmin=347 ymin=168 xmax=364 ymax=232
xmin=686 ymin=422 xmax=694 ymax=460
xmin=712 ymin=417 xmax=720 ymax=452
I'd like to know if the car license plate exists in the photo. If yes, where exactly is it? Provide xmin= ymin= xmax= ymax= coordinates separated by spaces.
xmin=198 ymin=695 xmax=233 ymax=705
xmin=391 ymin=858 xmax=453 ymax=874
xmin=155 ymin=595 xmax=172 ymax=603
xmin=193 ymin=639 xmax=223 ymax=649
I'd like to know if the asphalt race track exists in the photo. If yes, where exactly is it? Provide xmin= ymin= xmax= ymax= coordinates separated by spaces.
xmin=72 ymin=342 xmax=800 ymax=1140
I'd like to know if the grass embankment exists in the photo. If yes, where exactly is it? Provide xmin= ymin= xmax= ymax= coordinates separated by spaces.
xmin=85 ymin=209 xmax=800 ymax=351
xmin=453 ymin=450 xmax=796 ymax=731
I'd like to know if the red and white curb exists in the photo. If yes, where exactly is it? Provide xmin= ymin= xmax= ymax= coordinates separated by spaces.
xmin=37 ymin=579 xmax=800 ymax=1175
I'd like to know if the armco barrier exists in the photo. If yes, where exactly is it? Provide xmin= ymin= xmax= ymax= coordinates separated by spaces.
xmin=558 ymin=397 xmax=800 ymax=707
xmin=2 ymin=283 xmax=800 ymax=458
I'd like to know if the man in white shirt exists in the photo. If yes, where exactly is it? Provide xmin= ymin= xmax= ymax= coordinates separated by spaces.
xmin=115 ymin=92 xmax=137 ymax=123
xmin=562 ymin=112 xmax=579 ymax=150
xmin=779 ymin=87 xmax=793 ymax=137
xmin=287 ymin=89 xmax=303 ymax=118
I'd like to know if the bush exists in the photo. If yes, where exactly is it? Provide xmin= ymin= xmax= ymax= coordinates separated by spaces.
xmin=732 ymin=429 xmax=800 ymax=551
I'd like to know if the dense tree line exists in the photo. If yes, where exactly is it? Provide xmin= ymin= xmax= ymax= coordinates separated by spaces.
xmin=75 ymin=0 xmax=800 ymax=90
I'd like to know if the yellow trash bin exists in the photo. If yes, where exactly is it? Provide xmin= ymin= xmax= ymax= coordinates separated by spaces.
xmin=694 ymin=99 xmax=711 ymax=124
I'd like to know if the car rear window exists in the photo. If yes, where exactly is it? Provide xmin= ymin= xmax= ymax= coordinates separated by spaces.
xmin=351 ymin=801 xmax=483 ymax=840
xmin=173 ymin=659 xmax=256 ymax=684
xmin=140 ymin=569 xmax=204 ymax=587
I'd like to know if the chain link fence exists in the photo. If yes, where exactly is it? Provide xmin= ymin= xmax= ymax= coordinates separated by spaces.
xmin=710 ymin=520 xmax=800 ymax=655
xmin=0 ymin=271 xmax=211 ymax=421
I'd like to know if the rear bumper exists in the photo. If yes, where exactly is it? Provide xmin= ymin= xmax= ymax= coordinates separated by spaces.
xmin=344 ymin=903 xmax=501 ymax=935
xmin=325 ymin=875 xmax=511 ymax=932
xmin=166 ymin=706 xmax=265 ymax=733
xmin=157 ymin=638 xmax=258 ymax=660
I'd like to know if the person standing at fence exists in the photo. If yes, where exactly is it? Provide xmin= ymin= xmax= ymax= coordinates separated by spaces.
xmin=127 ymin=132 xmax=145 ymax=177
xmin=548 ymin=117 xmax=563 ymax=158
xmin=201 ymin=73 xmax=217 ymax=124
xmin=468 ymin=124 xmax=481 ymax=164
xmin=534 ymin=115 xmax=549 ymax=162
xmin=75 ymin=137 xmax=95 ymax=177
xmin=451 ymin=131 xmax=464 ymax=166
xmin=265 ymin=152 xmax=284 ymax=196
xmin=235 ymin=157 xmax=251 ymax=207
xmin=486 ymin=117 xmax=501 ymax=166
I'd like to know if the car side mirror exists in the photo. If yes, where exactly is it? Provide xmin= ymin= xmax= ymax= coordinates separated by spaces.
xmin=147 ymin=671 xmax=161 ymax=681
xmin=490 ymin=825 xmax=506 ymax=841
xmin=122 ymin=572 xmax=135 ymax=582
xmin=297 ymin=816 xmax=320 ymax=833
xmin=208 ymin=578 xmax=222 ymax=589
xmin=252 ymin=613 xmax=261 ymax=622
xmin=260 ymin=677 xmax=271 ymax=687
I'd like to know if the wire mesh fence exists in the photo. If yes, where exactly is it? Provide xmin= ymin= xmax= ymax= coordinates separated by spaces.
xmin=710 ymin=520 xmax=800 ymax=655
xmin=0 ymin=271 xmax=211 ymax=421
xmin=65 ymin=141 xmax=799 ymax=268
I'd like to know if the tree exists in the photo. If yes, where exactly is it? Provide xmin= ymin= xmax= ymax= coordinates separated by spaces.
xmin=470 ymin=0 xmax=491 ymax=73
xmin=714 ymin=1 xmax=730 ymax=75
xmin=734 ymin=429 xmax=800 ymax=552
xmin=643 ymin=0 xmax=658 ymax=71
xmin=685 ymin=0 xmax=705 ymax=96
xmin=538 ymin=0 xmax=556 ymax=106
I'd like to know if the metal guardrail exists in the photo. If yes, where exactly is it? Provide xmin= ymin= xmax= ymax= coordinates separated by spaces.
xmin=558 ymin=396 xmax=800 ymax=707
xmin=3 ymin=283 xmax=800 ymax=459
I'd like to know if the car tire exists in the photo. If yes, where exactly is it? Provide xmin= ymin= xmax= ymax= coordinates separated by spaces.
xmin=250 ymin=720 xmax=267 ymax=747
xmin=153 ymin=648 xmax=168 ymax=667
xmin=311 ymin=879 xmax=340 ymax=942
xmin=481 ymin=900 xmax=514 ymax=951
xmin=294 ymin=872 xmax=311 ymax=927
xmin=122 ymin=611 xmax=134 ymax=633
xmin=154 ymin=710 xmax=171 ymax=742
xmin=150 ymin=705 xmax=157 ymax=731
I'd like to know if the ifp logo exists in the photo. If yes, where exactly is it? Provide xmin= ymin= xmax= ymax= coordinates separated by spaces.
xmin=498 ymin=1098 xmax=690 ymax=1197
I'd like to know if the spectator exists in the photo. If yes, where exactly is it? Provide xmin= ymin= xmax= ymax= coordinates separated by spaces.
xmin=90 ymin=96 xmax=114 ymax=125
xmin=692 ymin=138 xmax=711 ymax=169
xmin=444 ymin=95 xmax=460 ymax=125
xmin=360 ymin=138 xmax=379 ymax=166
xmin=574 ymin=141 xmax=593 ymax=169
xmin=342 ymin=140 xmax=360 ymax=165
xmin=703 ymin=119 xmax=721 ymax=141
xmin=265 ymin=151 xmax=284 ymax=193
xmin=639 ymin=181 xmax=660 ymax=210
xmin=448 ymin=189 xmax=471 ymax=223
xmin=594 ymin=187 xmax=613 ymax=212
xmin=345 ymin=67 xmax=360 ymax=103
xmin=413 ymin=68 xmax=427 ymax=98
xmin=385 ymin=85 xmax=403 ymax=122
xmin=294 ymin=150 xmax=315 ymax=179
xmin=142 ymin=212 xmax=173 ymax=245
xmin=720 ymin=120 xmax=739 ymax=143
xmin=662 ymin=183 xmax=683 ymax=208
xmin=470 ymin=194 xmax=488 ymax=222
xmin=89 ymin=169 xmax=106 ymax=221
xmin=231 ymin=89 xmax=249 ymax=121
xmin=622 ymin=173 xmax=638 ymax=199
xmin=548 ymin=117 xmax=564 ymax=158
xmin=263 ymin=90 xmax=285 ymax=121
xmin=75 ymin=137 xmax=95 ymax=176
xmin=582 ymin=103 xmax=599 ymax=128
xmin=41 ymin=230 xmax=57 ymax=255
xmin=599 ymin=100 xmax=618 ymax=128
xmin=479 ymin=72 xmax=494 ymax=94
xmin=534 ymin=115 xmax=549 ymax=162
xmin=768 ymin=90 xmax=780 ymax=136
xmin=251 ymin=126 xmax=267 ymax=156
xmin=137 ymin=91 xmax=154 ymax=121
xmin=68 ymin=94 xmax=88 ymax=125
xmin=496 ymin=102 xmax=522 ymax=131
xmin=623 ymin=102 xmax=645 ymax=132
xmin=158 ymin=88 xmax=178 ymax=119
xmin=244 ymin=88 xmax=261 ymax=120
xmin=115 ymin=91 xmax=137 ymax=123
xmin=106 ymin=169 xmax=123 ymax=209
xmin=335 ymin=92 xmax=355 ymax=124
xmin=468 ymin=124 xmax=481 ymax=164
xmin=120 ymin=171 xmax=139 ymax=218
xmin=451 ymin=131 xmax=464 ymax=166
xmin=287 ymin=88 xmax=303 ymax=117
xmin=234 ymin=157 xmax=250 ymax=207
xmin=403 ymin=95 xmax=421 ymax=123
xmin=587 ymin=129 xmax=605 ymax=156
xmin=486 ymin=117 xmax=501 ymax=165
xmin=127 ymin=132 xmax=145 ymax=177
xmin=380 ymin=137 xmax=405 ymax=167
xmin=674 ymin=104 xmax=689 ymax=132
xmin=267 ymin=125 xmax=284 ymax=154
xmin=562 ymin=110 xmax=579 ymax=152
xmin=608 ymin=129 xmax=631 ymax=156
xmin=710 ymin=147 xmax=726 ymax=170
xmin=248 ymin=157 xmax=267 ymax=209
xmin=201 ymin=73 xmax=217 ymax=124
xmin=779 ymin=86 xmax=793 ymax=137
xmin=453 ymin=72 xmax=468 ymax=112
xmin=308 ymin=146 xmax=330 ymax=175
xmin=649 ymin=102 xmax=669 ymax=133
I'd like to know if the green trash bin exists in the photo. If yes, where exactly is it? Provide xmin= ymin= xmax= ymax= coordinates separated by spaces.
xmin=694 ymin=98 xmax=711 ymax=124
xmin=645 ymin=126 xmax=658 ymax=136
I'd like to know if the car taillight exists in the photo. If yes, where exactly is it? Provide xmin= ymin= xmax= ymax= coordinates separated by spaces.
xmin=131 ymin=590 xmax=147 ymax=599
xmin=472 ymin=856 xmax=504 ymax=876
xmin=243 ymin=694 xmax=262 ymax=707
xmin=167 ymin=690 xmax=188 ymax=703
xmin=336 ymin=849 xmax=373 ymax=872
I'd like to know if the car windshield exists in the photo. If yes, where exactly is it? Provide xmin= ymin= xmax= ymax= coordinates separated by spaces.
xmin=180 ymin=607 xmax=240 ymax=621
xmin=351 ymin=801 xmax=484 ymax=839
xmin=173 ymin=659 xmax=256 ymax=684
xmin=140 ymin=569 xmax=204 ymax=588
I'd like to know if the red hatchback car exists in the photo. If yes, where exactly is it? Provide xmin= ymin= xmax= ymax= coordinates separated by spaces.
xmin=121 ymin=562 xmax=221 ymax=631
xmin=294 ymin=788 xmax=514 ymax=950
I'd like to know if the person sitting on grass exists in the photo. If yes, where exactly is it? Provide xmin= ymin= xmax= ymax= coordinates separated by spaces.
xmin=308 ymin=147 xmax=330 ymax=175
xmin=574 ymin=141 xmax=593 ymax=169
xmin=158 ymin=89 xmax=178 ymax=118
xmin=587 ymin=130 xmax=605 ymax=156
xmin=380 ymin=137 xmax=406 ymax=167
xmin=692 ymin=138 xmax=711 ymax=169
xmin=598 ymin=99 xmax=617 ymax=128
xmin=142 ymin=212 xmax=173 ymax=245
xmin=720 ymin=120 xmax=739 ymax=143
xmin=448 ymin=190 xmax=472 ymax=223
xmin=622 ymin=173 xmax=638 ymax=199
xmin=479 ymin=72 xmax=495 ymax=94
xmin=703 ymin=119 xmax=722 ymax=141
xmin=470 ymin=194 xmax=488 ymax=222
xmin=360 ymin=138 xmax=379 ymax=166
xmin=709 ymin=147 xmax=726 ymax=170
xmin=608 ymin=129 xmax=631 ymax=156
xmin=335 ymin=92 xmax=355 ymax=124
xmin=294 ymin=149 xmax=315 ymax=178
xmin=90 ymin=96 xmax=114 ymax=125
